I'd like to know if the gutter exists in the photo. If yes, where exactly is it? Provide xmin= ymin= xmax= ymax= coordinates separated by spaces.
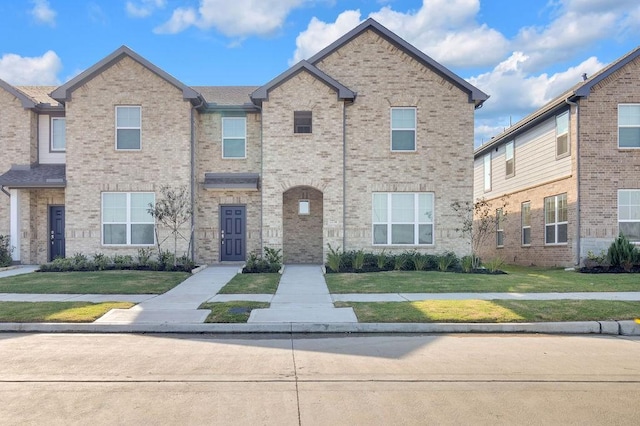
xmin=565 ymin=97 xmax=581 ymax=266
xmin=0 ymin=186 xmax=10 ymax=197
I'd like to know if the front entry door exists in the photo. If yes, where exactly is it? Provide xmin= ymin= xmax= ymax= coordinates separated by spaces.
xmin=220 ymin=206 xmax=246 ymax=261
xmin=49 ymin=206 xmax=65 ymax=261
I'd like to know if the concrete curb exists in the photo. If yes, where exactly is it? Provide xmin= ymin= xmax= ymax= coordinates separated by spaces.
xmin=0 ymin=320 xmax=638 ymax=335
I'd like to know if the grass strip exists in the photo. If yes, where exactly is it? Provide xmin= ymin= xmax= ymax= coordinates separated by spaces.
xmin=335 ymin=300 xmax=640 ymax=323
xmin=217 ymin=273 xmax=280 ymax=294
xmin=326 ymin=266 xmax=640 ymax=293
xmin=200 ymin=301 xmax=270 ymax=323
xmin=0 ymin=271 xmax=189 ymax=294
xmin=0 ymin=301 xmax=134 ymax=322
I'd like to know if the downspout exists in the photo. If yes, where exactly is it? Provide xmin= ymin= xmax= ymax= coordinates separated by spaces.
xmin=0 ymin=186 xmax=10 ymax=198
xmin=566 ymin=97 xmax=580 ymax=266
xmin=342 ymin=97 xmax=355 ymax=250
xmin=255 ymin=103 xmax=263 ymax=254
xmin=190 ymin=98 xmax=205 ymax=262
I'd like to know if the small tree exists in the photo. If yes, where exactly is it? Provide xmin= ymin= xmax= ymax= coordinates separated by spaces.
xmin=0 ymin=235 xmax=13 ymax=267
xmin=147 ymin=185 xmax=193 ymax=265
xmin=451 ymin=196 xmax=508 ymax=269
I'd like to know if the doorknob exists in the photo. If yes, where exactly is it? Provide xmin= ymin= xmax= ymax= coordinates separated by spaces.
xmin=221 ymin=230 xmax=225 ymax=245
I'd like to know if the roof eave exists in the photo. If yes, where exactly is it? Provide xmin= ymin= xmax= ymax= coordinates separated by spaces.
xmin=0 ymin=79 xmax=37 ymax=109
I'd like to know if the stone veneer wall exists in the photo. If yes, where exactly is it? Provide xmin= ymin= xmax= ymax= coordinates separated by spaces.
xmin=314 ymin=29 xmax=475 ymax=258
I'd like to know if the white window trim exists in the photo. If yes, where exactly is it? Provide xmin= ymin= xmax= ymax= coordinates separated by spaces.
xmin=390 ymin=107 xmax=417 ymax=152
xmin=115 ymin=106 xmax=142 ymax=151
xmin=618 ymin=104 xmax=640 ymax=149
xmin=555 ymin=111 xmax=570 ymax=158
xmin=372 ymin=192 xmax=435 ymax=246
xmin=483 ymin=153 xmax=492 ymax=192
xmin=102 ymin=192 xmax=155 ymax=246
xmin=221 ymin=117 xmax=247 ymax=159
xmin=618 ymin=189 xmax=640 ymax=243
xmin=50 ymin=117 xmax=66 ymax=152
xmin=545 ymin=194 xmax=568 ymax=245
xmin=521 ymin=201 xmax=531 ymax=247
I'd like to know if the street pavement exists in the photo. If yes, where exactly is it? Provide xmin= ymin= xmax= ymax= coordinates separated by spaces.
xmin=0 ymin=332 xmax=638 ymax=425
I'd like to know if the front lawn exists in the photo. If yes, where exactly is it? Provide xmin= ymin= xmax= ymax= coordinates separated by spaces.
xmin=335 ymin=300 xmax=640 ymax=323
xmin=325 ymin=265 xmax=640 ymax=293
xmin=217 ymin=273 xmax=280 ymax=294
xmin=0 ymin=271 xmax=189 ymax=294
xmin=0 ymin=301 xmax=134 ymax=322
xmin=199 ymin=301 xmax=270 ymax=323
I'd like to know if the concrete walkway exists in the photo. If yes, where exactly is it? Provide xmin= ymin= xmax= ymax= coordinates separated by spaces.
xmin=247 ymin=265 xmax=357 ymax=323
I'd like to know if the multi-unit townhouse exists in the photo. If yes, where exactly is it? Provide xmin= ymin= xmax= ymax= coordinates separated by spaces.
xmin=473 ymin=46 xmax=640 ymax=267
xmin=0 ymin=18 xmax=488 ymax=265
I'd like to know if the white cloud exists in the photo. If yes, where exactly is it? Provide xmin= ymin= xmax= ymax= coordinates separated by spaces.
xmin=0 ymin=51 xmax=62 ymax=85
xmin=30 ymin=0 xmax=56 ymax=27
xmin=155 ymin=0 xmax=305 ymax=37
xmin=126 ymin=0 xmax=166 ymax=18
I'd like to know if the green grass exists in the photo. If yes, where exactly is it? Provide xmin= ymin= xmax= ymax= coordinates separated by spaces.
xmin=326 ymin=265 xmax=640 ymax=293
xmin=199 ymin=301 xmax=270 ymax=323
xmin=336 ymin=300 xmax=640 ymax=323
xmin=0 ymin=301 xmax=134 ymax=322
xmin=0 ymin=270 xmax=189 ymax=294
xmin=217 ymin=273 xmax=280 ymax=294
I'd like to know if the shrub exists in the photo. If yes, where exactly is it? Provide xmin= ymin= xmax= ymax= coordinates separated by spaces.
xmin=460 ymin=255 xmax=474 ymax=273
xmin=264 ymin=247 xmax=283 ymax=272
xmin=607 ymin=234 xmax=638 ymax=271
xmin=93 ymin=253 xmax=111 ymax=271
xmin=352 ymin=250 xmax=365 ymax=271
xmin=485 ymin=257 xmax=505 ymax=273
xmin=0 ymin=235 xmax=13 ymax=267
xmin=376 ymin=251 xmax=388 ymax=270
xmin=436 ymin=252 xmax=457 ymax=272
xmin=412 ymin=252 xmax=428 ymax=271
xmin=137 ymin=248 xmax=153 ymax=267
xmin=393 ymin=254 xmax=406 ymax=271
xmin=326 ymin=244 xmax=342 ymax=273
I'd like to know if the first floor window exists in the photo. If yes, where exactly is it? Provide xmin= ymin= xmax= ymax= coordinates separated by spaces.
xmin=116 ymin=106 xmax=141 ymax=150
xmin=372 ymin=192 xmax=434 ymax=245
xmin=496 ymin=208 xmax=504 ymax=247
xmin=521 ymin=202 xmax=531 ymax=246
xmin=222 ymin=116 xmax=246 ymax=158
xmin=391 ymin=107 xmax=416 ymax=151
xmin=102 ymin=192 xmax=155 ymax=245
xmin=51 ymin=117 xmax=66 ymax=151
xmin=618 ymin=189 xmax=640 ymax=242
xmin=618 ymin=104 xmax=640 ymax=148
xmin=545 ymin=193 xmax=568 ymax=244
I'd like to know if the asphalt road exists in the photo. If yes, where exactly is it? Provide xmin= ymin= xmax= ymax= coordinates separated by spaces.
xmin=0 ymin=333 xmax=639 ymax=425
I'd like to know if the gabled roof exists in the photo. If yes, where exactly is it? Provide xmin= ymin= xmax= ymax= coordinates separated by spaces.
xmin=250 ymin=60 xmax=356 ymax=105
xmin=50 ymin=45 xmax=203 ymax=104
xmin=0 ymin=78 xmax=36 ymax=108
xmin=307 ymin=18 xmax=489 ymax=108
xmin=475 ymin=45 xmax=640 ymax=157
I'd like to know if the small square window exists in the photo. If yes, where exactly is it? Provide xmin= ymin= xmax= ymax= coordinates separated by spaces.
xmin=294 ymin=111 xmax=312 ymax=133
xmin=299 ymin=200 xmax=310 ymax=215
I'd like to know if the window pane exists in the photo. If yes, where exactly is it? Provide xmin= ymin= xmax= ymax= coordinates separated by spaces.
xmin=418 ymin=224 xmax=433 ymax=244
xmin=294 ymin=111 xmax=312 ymax=133
xmin=620 ymin=222 xmax=640 ymax=242
xmin=103 ymin=193 xmax=127 ymax=222
xmin=52 ymin=118 xmax=66 ymax=150
xmin=556 ymin=112 xmax=568 ymax=134
xmin=117 ymin=129 xmax=141 ymax=149
xmin=223 ymin=118 xmax=245 ymax=138
xmin=373 ymin=224 xmax=387 ymax=244
xmin=557 ymin=134 xmax=569 ymax=156
xmin=484 ymin=154 xmax=491 ymax=191
xmin=497 ymin=231 xmax=504 ymax=246
xmin=505 ymin=142 xmax=513 ymax=160
xmin=557 ymin=223 xmax=568 ymax=243
xmin=391 ymin=224 xmax=414 ymax=244
xmin=558 ymin=194 xmax=568 ymax=222
xmin=545 ymin=198 xmax=555 ymax=224
xmin=131 ymin=224 xmax=155 ymax=245
xmin=522 ymin=227 xmax=531 ymax=245
xmin=103 ymin=224 xmax=126 ymax=244
xmin=131 ymin=193 xmax=154 ymax=222
xmin=618 ymin=105 xmax=640 ymax=126
xmin=391 ymin=194 xmax=414 ymax=222
xmin=117 ymin=106 xmax=140 ymax=127
xmin=372 ymin=194 xmax=387 ymax=222
xmin=619 ymin=128 xmax=640 ymax=148
xmin=522 ymin=202 xmax=531 ymax=227
xmin=391 ymin=130 xmax=415 ymax=150
xmin=545 ymin=225 xmax=555 ymax=244
xmin=223 ymin=138 xmax=246 ymax=158
xmin=392 ymin=109 xmax=415 ymax=128
xmin=418 ymin=193 xmax=433 ymax=223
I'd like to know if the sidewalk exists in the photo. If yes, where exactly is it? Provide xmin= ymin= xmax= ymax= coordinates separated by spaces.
xmin=0 ymin=264 xmax=639 ymax=335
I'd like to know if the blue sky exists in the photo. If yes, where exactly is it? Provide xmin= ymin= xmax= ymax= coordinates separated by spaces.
xmin=1 ymin=0 xmax=639 ymax=146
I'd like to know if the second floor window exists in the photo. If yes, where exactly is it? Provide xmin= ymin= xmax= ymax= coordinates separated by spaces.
xmin=294 ymin=111 xmax=312 ymax=133
xmin=483 ymin=153 xmax=491 ymax=192
xmin=51 ymin=117 xmax=66 ymax=151
xmin=505 ymin=141 xmax=515 ymax=177
xmin=556 ymin=111 xmax=569 ymax=157
xmin=391 ymin=107 xmax=416 ymax=151
xmin=116 ymin=106 xmax=141 ymax=150
xmin=545 ymin=193 xmax=568 ymax=245
xmin=222 ymin=117 xmax=246 ymax=158
xmin=618 ymin=104 xmax=640 ymax=148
